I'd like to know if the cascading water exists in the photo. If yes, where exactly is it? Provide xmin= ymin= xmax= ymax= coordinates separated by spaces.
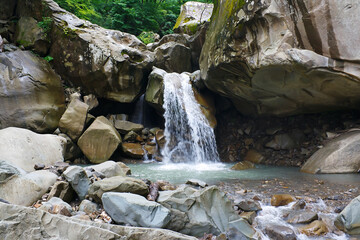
xmin=161 ymin=72 xmax=220 ymax=164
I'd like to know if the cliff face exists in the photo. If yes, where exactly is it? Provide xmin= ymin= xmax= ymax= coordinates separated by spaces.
xmin=200 ymin=0 xmax=360 ymax=116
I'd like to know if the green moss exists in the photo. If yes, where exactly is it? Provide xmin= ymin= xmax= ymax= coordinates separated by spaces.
xmin=173 ymin=10 xmax=186 ymax=30
xmin=185 ymin=22 xmax=199 ymax=35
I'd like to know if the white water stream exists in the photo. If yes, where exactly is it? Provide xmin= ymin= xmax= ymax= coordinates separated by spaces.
xmin=161 ymin=72 xmax=220 ymax=164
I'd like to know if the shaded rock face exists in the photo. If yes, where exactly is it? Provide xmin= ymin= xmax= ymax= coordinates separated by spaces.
xmin=301 ymin=130 xmax=360 ymax=174
xmin=0 ymin=50 xmax=65 ymax=133
xmin=200 ymin=0 xmax=360 ymax=116
xmin=45 ymin=1 xmax=154 ymax=103
xmin=0 ymin=127 xmax=66 ymax=172
xmin=0 ymin=0 xmax=17 ymax=19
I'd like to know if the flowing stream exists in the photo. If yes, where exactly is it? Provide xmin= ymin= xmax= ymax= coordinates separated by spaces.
xmin=161 ymin=72 xmax=220 ymax=164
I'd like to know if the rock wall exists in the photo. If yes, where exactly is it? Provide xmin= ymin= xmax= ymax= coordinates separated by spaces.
xmin=200 ymin=0 xmax=360 ymax=116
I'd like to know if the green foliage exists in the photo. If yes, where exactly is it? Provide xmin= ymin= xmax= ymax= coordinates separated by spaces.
xmin=37 ymin=17 xmax=53 ymax=38
xmin=138 ymin=31 xmax=158 ymax=44
xmin=44 ymin=55 xmax=54 ymax=62
xmin=54 ymin=0 xmax=213 ymax=37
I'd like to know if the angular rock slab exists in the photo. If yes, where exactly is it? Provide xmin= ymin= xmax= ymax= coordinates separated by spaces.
xmin=62 ymin=166 xmax=90 ymax=201
xmin=78 ymin=116 xmax=121 ymax=164
xmin=0 ymin=202 xmax=197 ymax=240
xmin=46 ymin=0 xmax=154 ymax=103
xmin=102 ymin=192 xmax=171 ymax=228
xmin=200 ymin=0 xmax=360 ymax=116
xmin=59 ymin=98 xmax=89 ymax=141
xmin=85 ymin=160 xmax=126 ymax=178
xmin=335 ymin=195 xmax=360 ymax=235
xmin=0 ymin=127 xmax=66 ymax=172
xmin=0 ymin=170 xmax=57 ymax=206
xmin=301 ymin=130 xmax=360 ymax=174
xmin=88 ymin=176 xmax=149 ymax=202
xmin=0 ymin=50 xmax=65 ymax=133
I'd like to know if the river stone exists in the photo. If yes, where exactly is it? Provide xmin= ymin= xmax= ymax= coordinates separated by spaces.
xmin=334 ymin=195 xmax=360 ymax=235
xmin=123 ymin=130 xmax=140 ymax=142
xmin=200 ymin=0 xmax=360 ymax=117
xmin=62 ymin=166 xmax=90 ymax=200
xmin=42 ymin=0 xmax=155 ymax=103
xmin=79 ymin=199 xmax=99 ymax=214
xmin=264 ymin=224 xmax=297 ymax=240
xmin=231 ymin=161 xmax=255 ymax=170
xmin=301 ymin=130 xmax=360 ymax=174
xmin=287 ymin=211 xmax=318 ymax=224
xmin=173 ymin=1 xmax=213 ymax=35
xmin=0 ymin=127 xmax=66 ymax=172
xmin=85 ymin=160 xmax=126 ymax=178
xmin=0 ymin=170 xmax=57 ymax=206
xmin=39 ymin=197 xmax=73 ymax=214
xmin=78 ymin=116 xmax=122 ymax=164
xmin=47 ymin=180 xmax=74 ymax=203
xmin=114 ymin=120 xmax=144 ymax=134
xmin=154 ymin=42 xmax=192 ymax=73
xmin=240 ymin=211 xmax=256 ymax=225
xmin=0 ymin=50 xmax=65 ymax=133
xmin=88 ymin=176 xmax=149 ymax=202
xmin=58 ymin=133 xmax=82 ymax=161
xmin=298 ymin=220 xmax=328 ymax=236
xmin=244 ymin=149 xmax=265 ymax=164
xmin=83 ymin=94 xmax=99 ymax=111
xmin=117 ymin=162 xmax=131 ymax=175
xmin=15 ymin=16 xmax=49 ymax=55
xmin=102 ymin=192 xmax=171 ymax=228
xmin=236 ymin=200 xmax=262 ymax=212
xmin=0 ymin=161 xmax=25 ymax=184
xmin=271 ymin=194 xmax=296 ymax=207
xmin=121 ymin=142 xmax=145 ymax=159
xmin=59 ymin=98 xmax=89 ymax=141
xmin=158 ymin=185 xmax=258 ymax=238
xmin=0 ymin=202 xmax=197 ymax=240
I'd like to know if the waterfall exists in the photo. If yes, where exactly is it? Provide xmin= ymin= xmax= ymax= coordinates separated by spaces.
xmin=162 ymin=72 xmax=220 ymax=164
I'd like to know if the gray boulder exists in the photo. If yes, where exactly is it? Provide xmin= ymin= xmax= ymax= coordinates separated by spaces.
xmin=335 ymin=195 xmax=360 ymax=235
xmin=301 ymin=130 xmax=360 ymax=173
xmin=62 ymin=166 xmax=90 ymax=200
xmin=0 ymin=170 xmax=57 ymax=206
xmin=85 ymin=160 xmax=126 ymax=178
xmin=0 ymin=161 xmax=25 ymax=184
xmin=79 ymin=199 xmax=99 ymax=214
xmin=39 ymin=197 xmax=73 ymax=214
xmin=0 ymin=202 xmax=196 ymax=240
xmin=102 ymin=192 xmax=171 ymax=228
xmin=88 ymin=176 xmax=149 ymax=202
xmin=0 ymin=127 xmax=66 ymax=172
xmin=0 ymin=50 xmax=65 ymax=133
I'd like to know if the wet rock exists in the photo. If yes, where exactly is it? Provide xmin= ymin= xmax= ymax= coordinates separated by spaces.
xmin=0 ymin=170 xmax=57 ymax=206
xmin=264 ymin=224 xmax=297 ymax=240
xmin=301 ymin=130 xmax=360 ymax=174
xmin=78 ymin=116 xmax=122 ymax=164
xmin=123 ymin=130 xmax=140 ymax=142
xmin=192 ymin=86 xmax=217 ymax=128
xmin=298 ymin=220 xmax=328 ymax=236
xmin=0 ymin=202 xmax=197 ymax=240
xmin=0 ymin=127 xmax=66 ymax=172
xmin=114 ymin=120 xmax=144 ymax=134
xmin=79 ymin=199 xmax=99 ymax=214
xmin=121 ymin=142 xmax=145 ymax=159
xmin=157 ymin=180 xmax=177 ymax=191
xmin=244 ymin=149 xmax=264 ymax=164
xmin=0 ymin=51 xmax=65 ymax=133
xmin=239 ymin=211 xmax=256 ymax=225
xmin=173 ymin=1 xmax=213 ymax=35
xmin=231 ymin=161 xmax=255 ymax=170
xmin=287 ymin=211 xmax=318 ymax=224
xmin=62 ymin=166 xmax=90 ymax=201
xmin=117 ymin=162 xmax=131 ymax=175
xmin=186 ymin=179 xmax=208 ymax=188
xmin=34 ymin=163 xmax=45 ymax=170
xmin=47 ymin=181 xmax=75 ymax=203
xmin=59 ymin=98 xmax=89 ymax=141
xmin=271 ymin=194 xmax=296 ymax=206
xmin=154 ymin=42 xmax=192 ymax=73
xmin=107 ymin=114 xmax=128 ymax=125
xmin=292 ymin=200 xmax=306 ymax=210
xmin=85 ymin=161 xmax=126 ymax=178
xmin=88 ymin=176 xmax=149 ymax=202
xmin=334 ymin=195 xmax=360 ymax=235
xmin=265 ymin=134 xmax=296 ymax=150
xmin=155 ymin=129 xmax=166 ymax=150
xmin=236 ymin=200 xmax=262 ymax=212
xmin=200 ymin=0 xmax=360 ymax=116
xmin=145 ymin=67 xmax=166 ymax=113
xmin=102 ymin=192 xmax=171 ymax=228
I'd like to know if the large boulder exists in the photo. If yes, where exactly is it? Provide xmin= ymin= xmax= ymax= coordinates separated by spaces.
xmin=200 ymin=0 xmax=360 ymax=116
xmin=102 ymin=192 xmax=171 ymax=228
xmin=59 ymin=98 xmax=89 ymax=141
xmin=0 ymin=50 xmax=65 ymax=133
xmin=154 ymin=42 xmax=192 ymax=73
xmin=158 ymin=185 xmax=258 ymax=238
xmin=0 ymin=170 xmax=57 ymax=206
xmin=173 ymin=1 xmax=213 ymax=35
xmin=78 ymin=116 xmax=122 ymax=164
xmin=334 ymin=195 xmax=360 ymax=235
xmin=301 ymin=130 xmax=360 ymax=174
xmin=43 ymin=0 xmax=154 ymax=103
xmin=0 ymin=127 xmax=66 ymax=172
xmin=0 ymin=202 xmax=197 ymax=240
xmin=88 ymin=176 xmax=149 ymax=202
